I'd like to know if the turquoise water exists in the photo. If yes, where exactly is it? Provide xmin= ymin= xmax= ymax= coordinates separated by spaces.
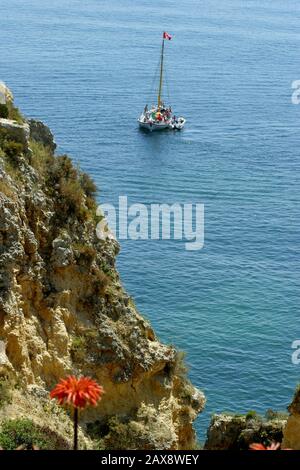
xmin=1 ymin=0 xmax=300 ymax=439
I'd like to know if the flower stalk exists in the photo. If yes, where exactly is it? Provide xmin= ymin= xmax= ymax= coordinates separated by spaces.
xmin=73 ymin=407 xmax=78 ymax=451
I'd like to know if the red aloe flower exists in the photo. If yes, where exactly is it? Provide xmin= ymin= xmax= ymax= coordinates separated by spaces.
xmin=50 ymin=376 xmax=104 ymax=450
xmin=250 ymin=442 xmax=281 ymax=451
xmin=50 ymin=375 xmax=104 ymax=409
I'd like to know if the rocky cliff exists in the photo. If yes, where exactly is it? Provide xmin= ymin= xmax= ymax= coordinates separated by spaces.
xmin=205 ymin=411 xmax=287 ymax=450
xmin=0 ymin=83 xmax=205 ymax=449
xmin=282 ymin=387 xmax=300 ymax=450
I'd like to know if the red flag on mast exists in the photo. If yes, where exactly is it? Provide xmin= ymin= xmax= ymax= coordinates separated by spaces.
xmin=163 ymin=32 xmax=172 ymax=40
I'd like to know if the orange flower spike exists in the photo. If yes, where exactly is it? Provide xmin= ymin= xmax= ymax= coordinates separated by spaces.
xmin=268 ymin=442 xmax=281 ymax=451
xmin=249 ymin=443 xmax=267 ymax=450
xmin=250 ymin=442 xmax=281 ymax=451
xmin=50 ymin=376 xmax=104 ymax=409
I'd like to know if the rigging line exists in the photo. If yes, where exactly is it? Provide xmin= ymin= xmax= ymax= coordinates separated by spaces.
xmin=164 ymin=56 xmax=171 ymax=105
xmin=147 ymin=54 xmax=161 ymax=106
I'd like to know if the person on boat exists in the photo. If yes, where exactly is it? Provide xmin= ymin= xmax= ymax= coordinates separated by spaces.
xmin=144 ymin=104 xmax=148 ymax=114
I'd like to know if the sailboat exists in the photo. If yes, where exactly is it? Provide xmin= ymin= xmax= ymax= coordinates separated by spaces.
xmin=138 ymin=32 xmax=186 ymax=132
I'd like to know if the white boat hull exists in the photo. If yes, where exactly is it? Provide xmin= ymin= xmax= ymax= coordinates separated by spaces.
xmin=138 ymin=119 xmax=170 ymax=132
xmin=138 ymin=118 xmax=185 ymax=132
xmin=138 ymin=105 xmax=185 ymax=132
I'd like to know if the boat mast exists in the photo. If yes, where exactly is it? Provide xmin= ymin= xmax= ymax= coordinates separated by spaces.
xmin=157 ymin=37 xmax=165 ymax=109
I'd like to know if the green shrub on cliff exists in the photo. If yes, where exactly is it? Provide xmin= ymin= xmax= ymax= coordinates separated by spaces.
xmin=79 ymin=172 xmax=97 ymax=198
xmin=70 ymin=335 xmax=87 ymax=363
xmin=43 ymin=155 xmax=95 ymax=221
xmin=71 ymin=329 xmax=100 ymax=363
xmin=0 ymin=100 xmax=24 ymax=123
xmin=0 ymin=104 xmax=9 ymax=119
xmin=0 ymin=378 xmax=12 ymax=409
xmin=0 ymin=418 xmax=56 ymax=450
xmin=2 ymin=141 xmax=24 ymax=160
xmin=59 ymin=177 xmax=86 ymax=217
xmin=52 ymin=155 xmax=77 ymax=181
xmin=103 ymin=417 xmax=142 ymax=450
xmin=30 ymin=142 xmax=98 ymax=222
xmin=170 ymin=351 xmax=188 ymax=378
xmin=6 ymin=102 xmax=24 ymax=123
xmin=0 ymin=126 xmax=25 ymax=165
xmin=30 ymin=140 xmax=54 ymax=174
xmin=246 ymin=410 xmax=258 ymax=421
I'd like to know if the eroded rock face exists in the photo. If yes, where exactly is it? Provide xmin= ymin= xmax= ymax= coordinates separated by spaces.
xmin=0 ymin=83 xmax=205 ymax=449
xmin=204 ymin=413 xmax=287 ymax=450
xmin=282 ymin=388 xmax=300 ymax=450
xmin=0 ymin=118 xmax=30 ymax=150
xmin=28 ymin=119 xmax=56 ymax=152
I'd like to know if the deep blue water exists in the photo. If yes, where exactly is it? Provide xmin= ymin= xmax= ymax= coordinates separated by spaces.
xmin=1 ymin=0 xmax=300 ymax=440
